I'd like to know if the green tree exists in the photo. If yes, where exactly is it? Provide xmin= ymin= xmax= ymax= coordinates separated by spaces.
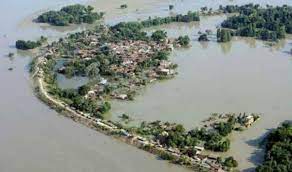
xmin=217 ymin=29 xmax=232 ymax=42
xmin=85 ymin=62 xmax=100 ymax=78
xmin=151 ymin=30 xmax=167 ymax=42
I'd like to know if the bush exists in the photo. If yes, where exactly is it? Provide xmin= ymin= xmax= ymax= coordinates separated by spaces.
xmin=120 ymin=4 xmax=128 ymax=9
xmin=198 ymin=34 xmax=209 ymax=41
xmin=154 ymin=51 xmax=170 ymax=60
xmin=151 ymin=30 xmax=167 ymax=42
xmin=177 ymin=35 xmax=190 ymax=46
xmin=78 ymin=84 xmax=91 ymax=96
xmin=159 ymin=151 xmax=177 ymax=161
xmin=223 ymin=156 xmax=238 ymax=168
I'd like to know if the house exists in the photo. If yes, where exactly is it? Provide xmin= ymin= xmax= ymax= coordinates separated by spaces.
xmin=244 ymin=115 xmax=255 ymax=127
xmin=159 ymin=60 xmax=172 ymax=68
xmin=157 ymin=68 xmax=175 ymax=75
xmin=120 ymin=129 xmax=131 ymax=137
xmin=117 ymin=94 xmax=128 ymax=100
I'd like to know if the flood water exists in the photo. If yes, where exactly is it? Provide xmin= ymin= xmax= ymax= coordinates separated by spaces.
xmin=1 ymin=0 xmax=292 ymax=172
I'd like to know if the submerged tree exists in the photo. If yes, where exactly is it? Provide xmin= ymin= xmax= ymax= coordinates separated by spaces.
xmin=217 ymin=29 xmax=232 ymax=42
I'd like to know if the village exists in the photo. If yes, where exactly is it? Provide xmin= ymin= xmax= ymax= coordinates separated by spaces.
xmin=50 ymin=25 xmax=178 ymax=101
xmin=32 ymin=17 xmax=261 ymax=172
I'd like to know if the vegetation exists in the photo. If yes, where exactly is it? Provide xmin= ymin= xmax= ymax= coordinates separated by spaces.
xmin=176 ymin=35 xmax=191 ymax=46
xmin=119 ymin=114 xmax=130 ymax=120
xmin=151 ymin=30 xmax=167 ymax=42
xmin=223 ymin=156 xmax=238 ymax=168
xmin=120 ymin=4 xmax=128 ymax=9
xmin=15 ymin=36 xmax=47 ymax=50
xmin=220 ymin=4 xmax=292 ymax=41
xmin=217 ymin=29 xmax=232 ymax=42
xmin=132 ymin=115 xmax=244 ymax=153
xmin=109 ymin=12 xmax=199 ymax=41
xmin=256 ymin=122 xmax=292 ymax=172
xmin=140 ymin=11 xmax=200 ymax=27
xmin=198 ymin=34 xmax=209 ymax=42
xmin=36 ymin=4 xmax=104 ymax=26
xmin=159 ymin=151 xmax=177 ymax=161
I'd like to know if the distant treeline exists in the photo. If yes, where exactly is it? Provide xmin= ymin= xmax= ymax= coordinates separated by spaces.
xmin=110 ymin=11 xmax=200 ymax=41
xmin=219 ymin=4 xmax=292 ymax=41
xmin=36 ymin=4 xmax=104 ymax=26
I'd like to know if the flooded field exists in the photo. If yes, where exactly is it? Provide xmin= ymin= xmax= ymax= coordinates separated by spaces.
xmin=1 ymin=0 xmax=292 ymax=171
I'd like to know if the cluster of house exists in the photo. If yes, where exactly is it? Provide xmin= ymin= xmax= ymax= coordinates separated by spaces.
xmin=108 ymin=40 xmax=174 ymax=75
xmin=81 ymin=39 xmax=177 ymax=101
xmin=237 ymin=113 xmax=260 ymax=127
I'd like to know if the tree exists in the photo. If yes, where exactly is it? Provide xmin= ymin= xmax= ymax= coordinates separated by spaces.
xmin=36 ymin=4 xmax=104 ymax=26
xmin=220 ymin=4 xmax=292 ymax=41
xmin=154 ymin=51 xmax=169 ymax=60
xmin=98 ymin=101 xmax=111 ymax=114
xmin=15 ymin=40 xmax=41 ymax=50
xmin=120 ymin=4 xmax=128 ymax=9
xmin=151 ymin=30 xmax=167 ymax=42
xmin=198 ymin=34 xmax=209 ymax=41
xmin=85 ymin=62 xmax=100 ymax=78
xmin=78 ymin=84 xmax=90 ymax=96
xmin=223 ymin=156 xmax=238 ymax=168
xmin=256 ymin=123 xmax=292 ymax=171
xmin=177 ymin=35 xmax=191 ymax=46
xmin=217 ymin=29 xmax=232 ymax=42
xmin=215 ymin=122 xmax=234 ymax=137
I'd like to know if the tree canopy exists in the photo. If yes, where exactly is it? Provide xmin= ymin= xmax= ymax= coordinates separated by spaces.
xmin=256 ymin=123 xmax=292 ymax=172
xmin=36 ymin=4 xmax=104 ymax=26
xmin=220 ymin=4 xmax=292 ymax=41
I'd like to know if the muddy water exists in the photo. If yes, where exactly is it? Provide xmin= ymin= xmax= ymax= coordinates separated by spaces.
xmin=1 ymin=0 xmax=292 ymax=172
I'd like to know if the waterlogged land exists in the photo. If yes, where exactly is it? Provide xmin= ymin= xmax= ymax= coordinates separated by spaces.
xmin=1 ymin=0 xmax=292 ymax=172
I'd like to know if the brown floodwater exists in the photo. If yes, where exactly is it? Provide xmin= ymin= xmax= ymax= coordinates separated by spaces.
xmin=1 ymin=0 xmax=292 ymax=172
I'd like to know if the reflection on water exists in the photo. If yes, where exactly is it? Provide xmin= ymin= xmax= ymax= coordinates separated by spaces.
xmin=220 ymin=41 xmax=232 ymax=54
